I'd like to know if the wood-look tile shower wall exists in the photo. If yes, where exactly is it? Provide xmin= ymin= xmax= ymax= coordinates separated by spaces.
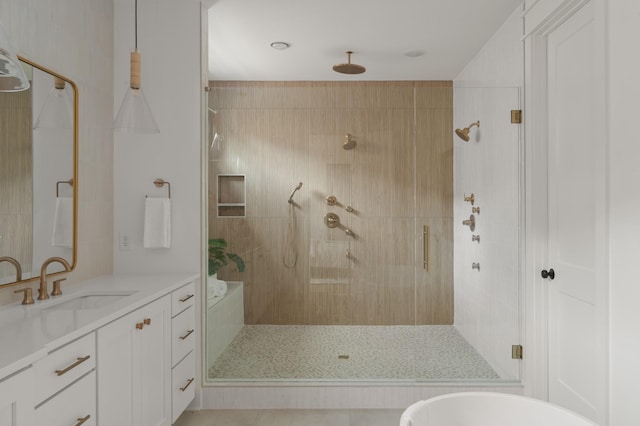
xmin=209 ymin=81 xmax=453 ymax=325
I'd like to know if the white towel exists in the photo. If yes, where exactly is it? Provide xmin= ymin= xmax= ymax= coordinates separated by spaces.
xmin=143 ymin=197 xmax=171 ymax=248
xmin=52 ymin=197 xmax=73 ymax=247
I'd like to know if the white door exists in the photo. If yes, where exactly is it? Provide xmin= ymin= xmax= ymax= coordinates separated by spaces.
xmin=546 ymin=1 xmax=601 ymax=421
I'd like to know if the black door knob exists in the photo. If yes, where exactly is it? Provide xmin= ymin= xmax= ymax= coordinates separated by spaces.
xmin=541 ymin=268 xmax=555 ymax=280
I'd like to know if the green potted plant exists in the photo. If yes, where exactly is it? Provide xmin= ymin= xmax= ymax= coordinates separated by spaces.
xmin=207 ymin=238 xmax=245 ymax=299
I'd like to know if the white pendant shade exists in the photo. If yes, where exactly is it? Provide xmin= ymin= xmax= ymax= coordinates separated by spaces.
xmin=114 ymin=84 xmax=159 ymax=133
xmin=113 ymin=45 xmax=159 ymax=133
xmin=0 ymin=20 xmax=30 ymax=92
xmin=34 ymin=78 xmax=74 ymax=129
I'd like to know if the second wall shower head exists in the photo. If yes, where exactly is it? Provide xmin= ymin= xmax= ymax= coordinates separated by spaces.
xmin=343 ymin=133 xmax=357 ymax=150
xmin=455 ymin=121 xmax=480 ymax=142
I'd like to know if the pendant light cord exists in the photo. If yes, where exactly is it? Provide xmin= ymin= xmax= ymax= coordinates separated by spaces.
xmin=134 ymin=0 xmax=138 ymax=50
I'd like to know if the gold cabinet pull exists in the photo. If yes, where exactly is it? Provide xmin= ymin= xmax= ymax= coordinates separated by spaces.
xmin=180 ymin=377 xmax=194 ymax=392
xmin=179 ymin=329 xmax=195 ymax=340
xmin=75 ymin=414 xmax=91 ymax=426
xmin=179 ymin=294 xmax=194 ymax=303
xmin=143 ymin=318 xmax=152 ymax=325
xmin=136 ymin=322 xmax=144 ymax=330
xmin=55 ymin=355 xmax=90 ymax=376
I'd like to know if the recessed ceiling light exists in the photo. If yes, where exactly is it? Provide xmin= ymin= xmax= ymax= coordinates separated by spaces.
xmin=270 ymin=42 xmax=290 ymax=50
xmin=405 ymin=50 xmax=426 ymax=58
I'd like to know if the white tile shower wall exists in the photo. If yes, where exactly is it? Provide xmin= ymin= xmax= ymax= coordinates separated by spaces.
xmin=113 ymin=0 xmax=202 ymax=275
xmin=453 ymin=3 xmax=524 ymax=379
xmin=0 ymin=0 xmax=114 ymax=306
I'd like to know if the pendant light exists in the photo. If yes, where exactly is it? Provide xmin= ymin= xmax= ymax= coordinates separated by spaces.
xmin=34 ymin=77 xmax=74 ymax=129
xmin=0 ymin=20 xmax=30 ymax=92
xmin=114 ymin=0 xmax=159 ymax=133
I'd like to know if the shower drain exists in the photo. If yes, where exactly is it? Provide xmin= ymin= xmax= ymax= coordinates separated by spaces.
xmin=338 ymin=354 xmax=350 ymax=360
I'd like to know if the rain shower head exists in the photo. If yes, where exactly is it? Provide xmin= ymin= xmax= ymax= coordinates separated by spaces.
xmin=333 ymin=51 xmax=366 ymax=75
xmin=455 ymin=121 xmax=480 ymax=142
xmin=343 ymin=133 xmax=357 ymax=150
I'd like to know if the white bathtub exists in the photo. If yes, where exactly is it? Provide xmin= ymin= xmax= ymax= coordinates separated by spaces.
xmin=399 ymin=392 xmax=597 ymax=426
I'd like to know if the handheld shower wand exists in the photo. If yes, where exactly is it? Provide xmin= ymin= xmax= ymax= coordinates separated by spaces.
xmin=288 ymin=182 xmax=303 ymax=204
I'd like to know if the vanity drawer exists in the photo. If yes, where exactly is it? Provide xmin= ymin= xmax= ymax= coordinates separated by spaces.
xmin=172 ymin=282 xmax=195 ymax=316
xmin=172 ymin=351 xmax=195 ymax=424
xmin=35 ymin=370 xmax=96 ymax=426
xmin=34 ymin=332 xmax=95 ymax=405
xmin=172 ymin=306 xmax=195 ymax=367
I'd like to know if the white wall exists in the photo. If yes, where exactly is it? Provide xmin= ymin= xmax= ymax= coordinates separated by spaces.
xmin=608 ymin=1 xmax=640 ymax=424
xmin=453 ymin=4 xmax=524 ymax=379
xmin=113 ymin=0 xmax=202 ymax=277
xmin=0 ymin=0 xmax=114 ymax=306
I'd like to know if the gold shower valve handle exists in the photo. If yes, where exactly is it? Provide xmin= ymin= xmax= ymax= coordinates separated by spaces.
xmin=462 ymin=215 xmax=476 ymax=231
xmin=464 ymin=193 xmax=475 ymax=205
xmin=326 ymin=195 xmax=337 ymax=206
xmin=324 ymin=212 xmax=341 ymax=228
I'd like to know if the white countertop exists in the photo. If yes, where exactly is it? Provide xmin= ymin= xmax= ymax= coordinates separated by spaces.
xmin=0 ymin=272 xmax=199 ymax=379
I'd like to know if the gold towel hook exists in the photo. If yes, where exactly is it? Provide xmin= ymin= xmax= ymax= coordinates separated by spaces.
xmin=153 ymin=178 xmax=171 ymax=198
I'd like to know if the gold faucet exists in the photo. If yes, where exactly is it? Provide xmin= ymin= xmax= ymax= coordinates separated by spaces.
xmin=0 ymin=256 xmax=22 ymax=281
xmin=39 ymin=257 xmax=71 ymax=300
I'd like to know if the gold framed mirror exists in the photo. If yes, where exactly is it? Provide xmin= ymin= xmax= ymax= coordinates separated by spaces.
xmin=0 ymin=56 xmax=78 ymax=287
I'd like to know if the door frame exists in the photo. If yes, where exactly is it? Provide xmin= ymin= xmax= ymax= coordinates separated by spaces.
xmin=523 ymin=0 xmax=609 ymax=423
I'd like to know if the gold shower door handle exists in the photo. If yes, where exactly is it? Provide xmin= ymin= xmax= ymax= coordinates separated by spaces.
xmin=423 ymin=225 xmax=430 ymax=271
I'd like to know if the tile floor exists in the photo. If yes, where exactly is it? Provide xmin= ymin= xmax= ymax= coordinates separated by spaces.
xmin=208 ymin=325 xmax=498 ymax=381
xmin=174 ymin=409 xmax=404 ymax=426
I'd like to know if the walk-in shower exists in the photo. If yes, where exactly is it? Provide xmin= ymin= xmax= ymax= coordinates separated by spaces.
xmin=205 ymin=82 xmax=522 ymax=384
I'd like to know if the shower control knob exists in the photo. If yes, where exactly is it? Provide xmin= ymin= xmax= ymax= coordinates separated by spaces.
xmin=324 ymin=212 xmax=341 ymax=228
xmin=541 ymin=268 xmax=555 ymax=280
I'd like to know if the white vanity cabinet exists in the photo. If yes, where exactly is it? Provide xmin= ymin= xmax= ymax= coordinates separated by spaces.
xmin=170 ymin=282 xmax=196 ymax=423
xmin=0 ymin=368 xmax=34 ymax=426
xmin=97 ymin=295 xmax=172 ymax=426
xmin=0 ymin=274 xmax=199 ymax=426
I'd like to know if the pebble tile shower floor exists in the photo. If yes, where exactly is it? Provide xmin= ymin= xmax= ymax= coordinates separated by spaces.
xmin=209 ymin=325 xmax=499 ymax=381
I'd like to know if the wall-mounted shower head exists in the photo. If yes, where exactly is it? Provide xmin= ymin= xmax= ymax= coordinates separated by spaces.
xmin=455 ymin=121 xmax=480 ymax=142
xmin=343 ymin=133 xmax=357 ymax=150
xmin=333 ymin=51 xmax=366 ymax=75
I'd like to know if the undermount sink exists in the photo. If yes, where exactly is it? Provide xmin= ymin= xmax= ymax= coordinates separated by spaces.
xmin=43 ymin=292 xmax=137 ymax=311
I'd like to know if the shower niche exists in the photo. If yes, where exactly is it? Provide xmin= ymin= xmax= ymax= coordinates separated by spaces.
xmin=217 ymin=174 xmax=245 ymax=217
